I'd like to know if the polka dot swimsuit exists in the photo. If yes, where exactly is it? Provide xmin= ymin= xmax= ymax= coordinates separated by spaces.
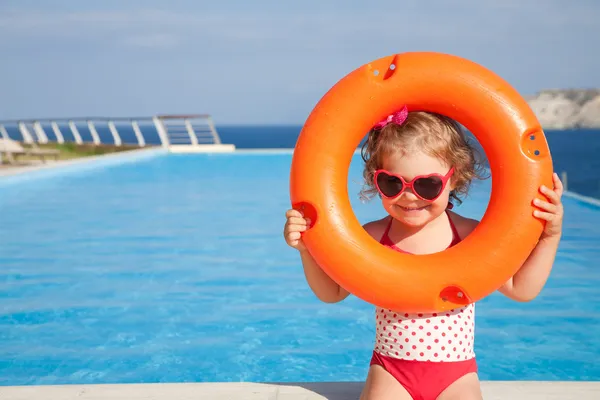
xmin=374 ymin=305 xmax=475 ymax=362
xmin=374 ymin=214 xmax=476 ymax=362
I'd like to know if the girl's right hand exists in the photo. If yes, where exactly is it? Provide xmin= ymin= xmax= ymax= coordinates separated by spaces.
xmin=283 ymin=209 xmax=311 ymax=252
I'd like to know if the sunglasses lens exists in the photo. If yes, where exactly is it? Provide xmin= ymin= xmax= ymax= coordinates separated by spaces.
xmin=413 ymin=176 xmax=444 ymax=200
xmin=376 ymin=172 xmax=404 ymax=198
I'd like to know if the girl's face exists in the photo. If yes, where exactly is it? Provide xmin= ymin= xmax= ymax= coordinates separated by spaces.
xmin=377 ymin=150 xmax=455 ymax=227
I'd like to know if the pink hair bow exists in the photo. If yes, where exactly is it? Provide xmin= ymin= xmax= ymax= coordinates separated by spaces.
xmin=373 ymin=105 xmax=408 ymax=129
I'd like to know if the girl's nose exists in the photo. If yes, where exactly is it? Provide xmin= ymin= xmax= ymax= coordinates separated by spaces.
xmin=398 ymin=189 xmax=419 ymax=201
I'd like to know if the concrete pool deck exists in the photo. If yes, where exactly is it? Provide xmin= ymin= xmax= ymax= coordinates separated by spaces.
xmin=1 ymin=381 xmax=599 ymax=399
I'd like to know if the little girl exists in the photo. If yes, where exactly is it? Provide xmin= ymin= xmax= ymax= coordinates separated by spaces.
xmin=284 ymin=106 xmax=564 ymax=400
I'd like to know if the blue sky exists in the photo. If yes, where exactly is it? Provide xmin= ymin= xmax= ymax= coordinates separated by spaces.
xmin=1 ymin=0 xmax=598 ymax=124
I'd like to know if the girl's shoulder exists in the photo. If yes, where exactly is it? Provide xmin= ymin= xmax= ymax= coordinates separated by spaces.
xmin=447 ymin=210 xmax=479 ymax=240
xmin=362 ymin=217 xmax=391 ymax=242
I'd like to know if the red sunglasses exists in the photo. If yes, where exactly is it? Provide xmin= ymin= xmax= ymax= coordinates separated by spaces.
xmin=374 ymin=168 xmax=455 ymax=201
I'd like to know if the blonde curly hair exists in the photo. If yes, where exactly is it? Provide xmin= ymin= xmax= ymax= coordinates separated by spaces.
xmin=360 ymin=111 xmax=488 ymax=205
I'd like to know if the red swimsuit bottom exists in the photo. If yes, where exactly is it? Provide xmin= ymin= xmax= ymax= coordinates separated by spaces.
xmin=370 ymin=351 xmax=478 ymax=400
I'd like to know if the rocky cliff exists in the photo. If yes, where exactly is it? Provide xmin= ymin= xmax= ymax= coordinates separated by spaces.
xmin=526 ymin=89 xmax=600 ymax=129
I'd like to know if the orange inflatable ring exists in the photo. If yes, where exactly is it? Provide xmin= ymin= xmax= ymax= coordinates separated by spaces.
xmin=289 ymin=52 xmax=553 ymax=312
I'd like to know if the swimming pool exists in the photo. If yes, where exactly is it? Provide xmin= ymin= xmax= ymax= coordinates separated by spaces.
xmin=0 ymin=152 xmax=599 ymax=386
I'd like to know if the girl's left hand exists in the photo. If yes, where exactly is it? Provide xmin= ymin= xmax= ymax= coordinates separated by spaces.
xmin=533 ymin=172 xmax=564 ymax=240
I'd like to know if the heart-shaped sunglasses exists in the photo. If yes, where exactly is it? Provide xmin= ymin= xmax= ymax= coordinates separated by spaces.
xmin=374 ymin=168 xmax=455 ymax=201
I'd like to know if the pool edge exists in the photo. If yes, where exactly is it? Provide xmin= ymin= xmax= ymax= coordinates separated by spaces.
xmin=0 ymin=381 xmax=599 ymax=399
xmin=563 ymin=191 xmax=600 ymax=208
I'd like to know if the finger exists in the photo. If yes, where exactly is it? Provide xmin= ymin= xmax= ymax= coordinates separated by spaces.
xmin=533 ymin=198 xmax=558 ymax=213
xmin=540 ymin=185 xmax=560 ymax=204
xmin=286 ymin=209 xmax=304 ymax=218
xmin=533 ymin=210 xmax=555 ymax=221
xmin=287 ymin=223 xmax=308 ymax=233
xmin=288 ymin=217 xmax=308 ymax=226
xmin=287 ymin=231 xmax=302 ymax=241
xmin=553 ymin=172 xmax=564 ymax=195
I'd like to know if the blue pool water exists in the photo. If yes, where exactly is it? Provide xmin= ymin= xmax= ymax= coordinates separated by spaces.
xmin=0 ymin=152 xmax=599 ymax=386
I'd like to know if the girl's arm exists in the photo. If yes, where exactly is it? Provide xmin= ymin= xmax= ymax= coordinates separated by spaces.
xmin=498 ymin=236 xmax=560 ymax=302
xmin=499 ymin=173 xmax=564 ymax=302
xmin=299 ymin=217 xmax=391 ymax=303
xmin=300 ymin=218 xmax=390 ymax=304
xmin=284 ymin=208 xmax=350 ymax=303
xmin=299 ymin=249 xmax=350 ymax=303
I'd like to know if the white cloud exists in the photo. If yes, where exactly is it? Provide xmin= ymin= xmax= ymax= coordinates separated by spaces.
xmin=0 ymin=7 xmax=517 ymax=42
xmin=123 ymin=33 xmax=179 ymax=49
xmin=0 ymin=4 xmax=596 ymax=52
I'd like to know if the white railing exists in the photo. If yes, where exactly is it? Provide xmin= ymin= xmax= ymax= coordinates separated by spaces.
xmin=0 ymin=114 xmax=234 ymax=152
